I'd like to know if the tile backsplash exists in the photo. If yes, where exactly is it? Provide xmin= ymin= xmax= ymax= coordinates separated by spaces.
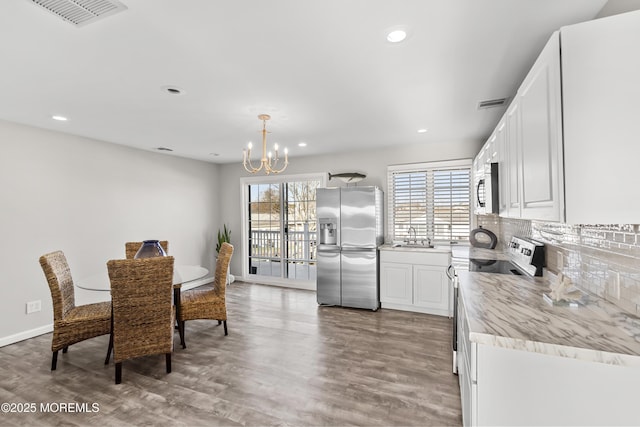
xmin=477 ymin=215 xmax=640 ymax=316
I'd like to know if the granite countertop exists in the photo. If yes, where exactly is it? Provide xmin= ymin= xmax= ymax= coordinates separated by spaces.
xmin=458 ymin=270 xmax=640 ymax=367
xmin=451 ymin=245 xmax=508 ymax=261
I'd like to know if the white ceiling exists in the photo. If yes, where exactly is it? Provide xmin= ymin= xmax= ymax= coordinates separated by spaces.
xmin=0 ymin=0 xmax=609 ymax=164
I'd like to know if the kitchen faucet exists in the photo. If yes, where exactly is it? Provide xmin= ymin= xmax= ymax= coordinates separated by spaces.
xmin=406 ymin=226 xmax=417 ymax=244
xmin=421 ymin=237 xmax=433 ymax=247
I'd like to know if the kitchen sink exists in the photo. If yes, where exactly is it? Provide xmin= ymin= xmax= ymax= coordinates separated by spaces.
xmin=380 ymin=243 xmax=451 ymax=253
xmin=393 ymin=243 xmax=435 ymax=249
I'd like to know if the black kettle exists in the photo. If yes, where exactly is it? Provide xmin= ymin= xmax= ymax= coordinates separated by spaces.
xmin=469 ymin=226 xmax=498 ymax=249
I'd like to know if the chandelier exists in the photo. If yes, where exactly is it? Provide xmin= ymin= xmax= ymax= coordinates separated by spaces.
xmin=242 ymin=114 xmax=288 ymax=175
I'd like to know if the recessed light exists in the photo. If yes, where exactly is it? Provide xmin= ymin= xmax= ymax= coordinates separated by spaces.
xmin=417 ymin=128 xmax=428 ymax=134
xmin=210 ymin=153 xmax=220 ymax=157
xmin=161 ymin=85 xmax=185 ymax=96
xmin=52 ymin=115 xmax=68 ymax=121
xmin=386 ymin=29 xmax=407 ymax=43
xmin=298 ymin=142 xmax=307 ymax=147
xmin=156 ymin=147 xmax=173 ymax=152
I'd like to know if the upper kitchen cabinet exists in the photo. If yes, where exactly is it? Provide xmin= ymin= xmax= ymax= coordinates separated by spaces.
xmin=517 ymin=31 xmax=564 ymax=222
xmin=504 ymin=101 xmax=521 ymax=218
xmin=475 ymin=32 xmax=564 ymax=222
xmin=478 ymin=11 xmax=640 ymax=224
xmin=494 ymin=118 xmax=508 ymax=216
xmin=561 ymin=11 xmax=640 ymax=224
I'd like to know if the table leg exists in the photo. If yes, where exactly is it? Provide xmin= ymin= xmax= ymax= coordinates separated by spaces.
xmin=174 ymin=287 xmax=186 ymax=348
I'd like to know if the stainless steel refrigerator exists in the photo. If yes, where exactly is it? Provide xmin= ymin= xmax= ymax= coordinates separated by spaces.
xmin=316 ymin=186 xmax=384 ymax=310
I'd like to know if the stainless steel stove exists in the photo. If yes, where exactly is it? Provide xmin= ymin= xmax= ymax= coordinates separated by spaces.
xmin=449 ymin=236 xmax=545 ymax=374
xmin=468 ymin=236 xmax=545 ymax=276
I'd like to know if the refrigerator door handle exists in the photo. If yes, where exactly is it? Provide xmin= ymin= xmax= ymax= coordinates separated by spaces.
xmin=340 ymin=247 xmax=377 ymax=252
xmin=318 ymin=244 xmax=341 ymax=252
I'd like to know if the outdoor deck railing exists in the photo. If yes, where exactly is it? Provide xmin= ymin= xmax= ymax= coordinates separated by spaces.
xmin=249 ymin=229 xmax=317 ymax=261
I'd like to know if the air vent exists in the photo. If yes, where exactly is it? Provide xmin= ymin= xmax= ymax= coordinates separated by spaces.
xmin=477 ymin=98 xmax=509 ymax=109
xmin=28 ymin=0 xmax=128 ymax=27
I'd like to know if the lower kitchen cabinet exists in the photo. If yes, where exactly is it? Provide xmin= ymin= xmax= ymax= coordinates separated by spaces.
xmin=458 ymin=292 xmax=640 ymax=426
xmin=380 ymin=249 xmax=451 ymax=316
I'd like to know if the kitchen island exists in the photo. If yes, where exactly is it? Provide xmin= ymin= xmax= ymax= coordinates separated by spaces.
xmin=457 ymin=270 xmax=640 ymax=426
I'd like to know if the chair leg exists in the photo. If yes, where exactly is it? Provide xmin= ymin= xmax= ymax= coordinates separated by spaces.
xmin=166 ymin=353 xmax=172 ymax=374
xmin=62 ymin=346 xmax=68 ymax=353
xmin=223 ymin=320 xmax=228 ymax=336
xmin=179 ymin=320 xmax=186 ymax=349
xmin=178 ymin=320 xmax=185 ymax=349
xmin=115 ymin=362 xmax=122 ymax=384
xmin=217 ymin=320 xmax=222 ymax=325
xmin=105 ymin=332 xmax=113 ymax=365
xmin=51 ymin=350 xmax=59 ymax=371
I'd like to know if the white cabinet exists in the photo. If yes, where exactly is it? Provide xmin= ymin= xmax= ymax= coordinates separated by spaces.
xmin=517 ymin=31 xmax=564 ymax=222
xmin=414 ymin=265 xmax=448 ymax=311
xmin=379 ymin=262 xmax=412 ymax=306
xmin=457 ymin=290 xmax=477 ymax=427
xmin=561 ymin=11 xmax=640 ymax=224
xmin=478 ymin=11 xmax=640 ymax=224
xmin=505 ymin=101 xmax=521 ymax=218
xmin=484 ymin=32 xmax=564 ymax=222
xmin=458 ymin=286 xmax=640 ymax=427
xmin=380 ymin=250 xmax=451 ymax=316
xmin=463 ymin=343 xmax=640 ymax=426
xmin=494 ymin=118 xmax=508 ymax=216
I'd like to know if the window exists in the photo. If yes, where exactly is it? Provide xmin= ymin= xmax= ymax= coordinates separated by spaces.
xmin=387 ymin=159 xmax=472 ymax=243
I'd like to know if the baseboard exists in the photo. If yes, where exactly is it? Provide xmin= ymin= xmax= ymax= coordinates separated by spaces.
xmin=380 ymin=302 xmax=451 ymax=317
xmin=181 ymin=276 xmax=215 ymax=291
xmin=0 ymin=324 xmax=53 ymax=347
xmin=234 ymin=276 xmax=316 ymax=291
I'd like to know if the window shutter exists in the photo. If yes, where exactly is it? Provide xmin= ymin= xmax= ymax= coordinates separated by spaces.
xmin=388 ymin=160 xmax=471 ymax=243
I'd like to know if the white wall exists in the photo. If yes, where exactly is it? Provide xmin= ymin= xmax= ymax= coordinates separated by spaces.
xmin=220 ymin=139 xmax=482 ymax=279
xmin=0 ymin=120 xmax=220 ymax=345
xmin=0 ymin=117 xmax=481 ymax=344
xmin=596 ymin=0 xmax=640 ymax=17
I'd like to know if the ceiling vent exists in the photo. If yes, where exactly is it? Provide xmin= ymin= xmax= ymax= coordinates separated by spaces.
xmin=28 ymin=0 xmax=128 ymax=27
xmin=477 ymin=98 xmax=509 ymax=109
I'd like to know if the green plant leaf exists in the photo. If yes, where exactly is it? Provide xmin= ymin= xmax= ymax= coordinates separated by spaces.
xmin=216 ymin=224 xmax=231 ymax=253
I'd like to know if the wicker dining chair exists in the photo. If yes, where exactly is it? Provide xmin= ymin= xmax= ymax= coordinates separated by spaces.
xmin=39 ymin=250 xmax=112 ymax=371
xmin=107 ymin=256 xmax=175 ymax=384
xmin=178 ymin=242 xmax=233 ymax=349
xmin=124 ymin=241 xmax=169 ymax=259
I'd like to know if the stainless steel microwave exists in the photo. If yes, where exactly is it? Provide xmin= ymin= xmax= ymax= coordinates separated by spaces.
xmin=474 ymin=162 xmax=499 ymax=215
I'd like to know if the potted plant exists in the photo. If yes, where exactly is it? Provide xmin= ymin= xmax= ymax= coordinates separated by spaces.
xmin=216 ymin=224 xmax=231 ymax=254
xmin=216 ymin=225 xmax=234 ymax=284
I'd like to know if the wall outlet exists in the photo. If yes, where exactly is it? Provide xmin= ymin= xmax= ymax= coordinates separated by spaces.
xmin=606 ymin=271 xmax=621 ymax=300
xmin=26 ymin=300 xmax=41 ymax=314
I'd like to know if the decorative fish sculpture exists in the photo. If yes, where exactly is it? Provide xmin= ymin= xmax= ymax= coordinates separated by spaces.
xmin=328 ymin=172 xmax=366 ymax=183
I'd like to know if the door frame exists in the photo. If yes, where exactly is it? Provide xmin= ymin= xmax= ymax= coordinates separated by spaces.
xmin=239 ymin=172 xmax=327 ymax=290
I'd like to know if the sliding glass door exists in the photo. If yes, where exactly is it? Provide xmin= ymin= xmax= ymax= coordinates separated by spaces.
xmin=243 ymin=174 xmax=324 ymax=285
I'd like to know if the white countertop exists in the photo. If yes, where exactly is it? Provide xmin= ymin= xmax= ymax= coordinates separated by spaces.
xmin=458 ymin=270 xmax=640 ymax=367
xmin=378 ymin=243 xmax=452 ymax=254
xmin=451 ymin=245 xmax=508 ymax=261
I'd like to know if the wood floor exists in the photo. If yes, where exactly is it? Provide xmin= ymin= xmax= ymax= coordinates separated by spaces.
xmin=0 ymin=282 xmax=462 ymax=426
